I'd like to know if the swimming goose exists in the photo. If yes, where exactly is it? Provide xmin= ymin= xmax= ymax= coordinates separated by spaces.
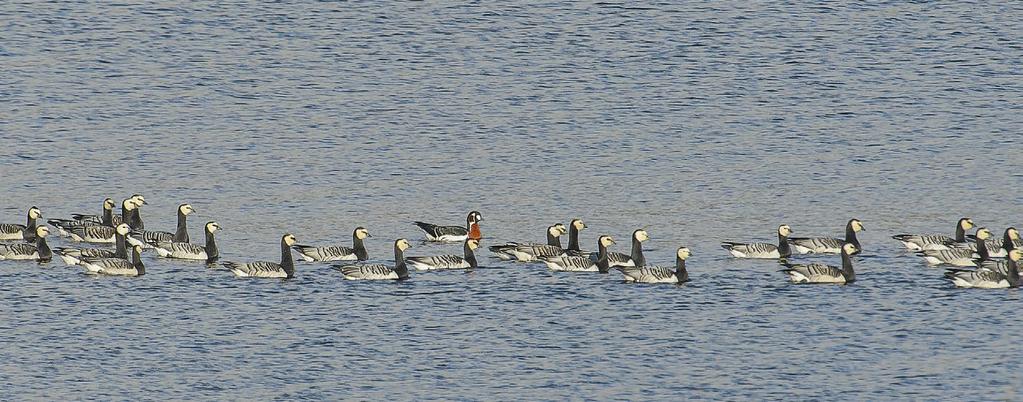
xmin=892 ymin=217 xmax=975 ymax=251
xmin=944 ymin=249 xmax=1020 ymax=289
xmin=54 ymin=223 xmax=131 ymax=265
xmin=954 ymin=227 xmax=1020 ymax=258
xmin=0 ymin=206 xmax=42 ymax=242
xmin=414 ymin=211 xmax=483 ymax=242
xmin=127 ymin=203 xmax=195 ymax=248
xmin=62 ymin=199 xmax=139 ymax=243
xmin=150 ymin=221 xmax=221 ymax=264
xmin=291 ymin=227 xmax=371 ymax=262
xmin=78 ymin=245 xmax=145 ymax=277
xmin=406 ymin=239 xmax=481 ymax=270
xmin=617 ymin=246 xmax=691 ymax=284
xmin=788 ymin=218 xmax=864 ymax=254
xmin=488 ymin=224 xmax=566 ymax=261
xmin=336 ymin=239 xmax=412 ymax=280
xmin=722 ymin=225 xmax=793 ymax=259
xmin=564 ymin=219 xmax=589 ymax=257
xmin=537 ymin=235 xmax=615 ymax=273
xmin=223 ymin=233 xmax=297 ymax=278
xmin=917 ymin=228 xmax=992 ymax=266
xmin=127 ymin=194 xmax=147 ymax=230
xmin=0 ymin=226 xmax=52 ymax=262
xmin=69 ymin=198 xmax=118 ymax=225
xmin=594 ymin=229 xmax=648 ymax=267
xmin=780 ymin=243 xmax=858 ymax=284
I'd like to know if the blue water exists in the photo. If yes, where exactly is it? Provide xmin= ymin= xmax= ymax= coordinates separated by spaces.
xmin=1 ymin=1 xmax=1022 ymax=399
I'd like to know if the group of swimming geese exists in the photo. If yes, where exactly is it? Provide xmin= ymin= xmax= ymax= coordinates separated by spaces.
xmin=0 ymin=196 xmax=1020 ymax=288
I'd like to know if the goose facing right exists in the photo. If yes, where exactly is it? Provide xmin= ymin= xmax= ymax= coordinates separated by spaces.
xmin=892 ymin=217 xmax=974 ymax=251
xmin=781 ymin=243 xmax=858 ymax=284
xmin=54 ymin=223 xmax=131 ymax=265
xmin=617 ymin=246 xmax=691 ymax=284
xmin=150 ymin=221 xmax=221 ymax=264
xmin=223 ymin=233 xmax=297 ymax=279
xmin=488 ymin=224 xmax=566 ymax=262
xmin=722 ymin=225 xmax=793 ymax=259
xmin=788 ymin=218 xmax=864 ymax=254
xmin=591 ymin=229 xmax=649 ymax=267
xmin=916 ymin=227 xmax=992 ymax=267
xmin=944 ymin=249 xmax=1021 ymax=289
xmin=0 ymin=206 xmax=42 ymax=242
xmin=0 ymin=226 xmax=52 ymax=262
xmin=414 ymin=211 xmax=483 ymax=242
xmin=538 ymin=235 xmax=615 ymax=273
xmin=406 ymin=239 xmax=481 ymax=270
xmin=336 ymin=239 xmax=412 ymax=280
xmin=292 ymin=227 xmax=371 ymax=262
xmin=127 ymin=203 xmax=196 ymax=248
xmin=78 ymin=245 xmax=145 ymax=277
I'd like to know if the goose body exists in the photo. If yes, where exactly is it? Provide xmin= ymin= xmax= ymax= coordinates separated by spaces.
xmin=406 ymin=239 xmax=480 ymax=270
xmin=337 ymin=239 xmax=412 ymax=280
xmin=892 ymin=218 xmax=974 ymax=251
xmin=54 ymin=223 xmax=131 ymax=265
xmin=489 ymin=224 xmax=566 ymax=262
xmin=617 ymin=247 xmax=691 ymax=284
xmin=917 ymin=228 xmax=991 ymax=267
xmin=292 ymin=227 xmax=370 ymax=262
xmin=788 ymin=219 xmax=863 ymax=254
xmin=150 ymin=222 xmax=221 ymax=264
xmin=79 ymin=245 xmax=145 ymax=276
xmin=224 ymin=233 xmax=296 ymax=278
xmin=945 ymin=249 xmax=1021 ymax=289
xmin=781 ymin=243 xmax=858 ymax=284
xmin=127 ymin=203 xmax=195 ymax=249
xmin=722 ymin=225 xmax=793 ymax=259
xmin=0 ymin=206 xmax=42 ymax=242
xmin=414 ymin=211 xmax=482 ymax=242
xmin=539 ymin=235 xmax=615 ymax=273
xmin=0 ymin=226 xmax=52 ymax=262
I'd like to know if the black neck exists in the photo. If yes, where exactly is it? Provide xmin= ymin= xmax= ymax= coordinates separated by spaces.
xmin=675 ymin=256 xmax=689 ymax=283
xmin=122 ymin=206 xmax=133 ymax=229
xmin=778 ymin=232 xmax=792 ymax=257
xmin=353 ymin=235 xmax=368 ymax=261
xmin=841 ymin=249 xmax=855 ymax=282
xmin=596 ymin=241 xmax=610 ymax=274
xmin=845 ymin=223 xmax=860 ymax=250
xmin=115 ymin=231 xmax=127 ymax=259
xmin=280 ymin=239 xmax=295 ymax=278
xmin=26 ymin=213 xmax=37 ymax=235
xmin=131 ymin=209 xmax=144 ymax=230
xmin=205 ymin=229 xmax=219 ymax=264
xmin=36 ymin=236 xmax=51 ymax=262
xmin=463 ymin=242 xmax=478 ymax=268
xmin=568 ymin=225 xmax=580 ymax=251
xmin=1007 ymin=258 xmax=1019 ymax=287
xmin=133 ymin=247 xmax=145 ymax=275
xmin=631 ymin=236 xmax=645 ymax=267
xmin=394 ymin=245 xmax=409 ymax=280
xmin=102 ymin=207 xmax=114 ymax=226
xmin=1002 ymin=231 xmax=1015 ymax=252
xmin=955 ymin=223 xmax=967 ymax=242
xmin=547 ymin=230 xmax=562 ymax=248
xmin=173 ymin=209 xmax=189 ymax=243
xmin=976 ymin=235 xmax=990 ymax=260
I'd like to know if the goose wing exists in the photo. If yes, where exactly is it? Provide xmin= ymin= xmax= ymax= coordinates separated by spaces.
xmin=152 ymin=241 xmax=207 ymax=260
xmin=781 ymin=263 xmax=847 ymax=283
xmin=538 ymin=255 xmax=598 ymax=272
xmin=0 ymin=223 xmax=27 ymax=240
xmin=917 ymin=248 xmax=978 ymax=266
xmin=788 ymin=237 xmax=843 ymax=254
xmin=616 ymin=266 xmax=678 ymax=283
xmin=0 ymin=243 xmax=38 ymax=259
xmin=79 ymin=257 xmax=138 ymax=276
xmin=891 ymin=234 xmax=953 ymax=251
xmin=291 ymin=244 xmax=356 ymax=262
xmin=68 ymin=225 xmax=115 ymax=243
xmin=224 ymin=261 xmax=287 ymax=278
xmin=405 ymin=255 xmax=469 ymax=270
xmin=944 ymin=269 xmax=1009 ymax=288
xmin=129 ymin=230 xmax=173 ymax=248
xmin=413 ymin=221 xmax=467 ymax=240
xmin=336 ymin=263 xmax=399 ymax=280
xmin=53 ymin=247 xmax=116 ymax=265
xmin=721 ymin=242 xmax=779 ymax=258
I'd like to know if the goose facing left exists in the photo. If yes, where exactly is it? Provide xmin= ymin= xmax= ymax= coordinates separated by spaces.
xmin=780 ymin=243 xmax=858 ymax=284
xmin=788 ymin=218 xmax=864 ymax=254
xmin=722 ymin=225 xmax=793 ymax=259
xmin=224 ymin=233 xmax=297 ymax=278
xmin=0 ymin=226 xmax=52 ymax=262
xmin=0 ymin=206 xmax=42 ymax=242
xmin=617 ymin=246 xmax=691 ymax=284
xmin=292 ymin=227 xmax=371 ymax=262
xmin=406 ymin=239 xmax=481 ymax=270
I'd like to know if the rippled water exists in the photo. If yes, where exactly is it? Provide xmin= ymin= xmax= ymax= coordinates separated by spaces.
xmin=2 ymin=1 xmax=1022 ymax=399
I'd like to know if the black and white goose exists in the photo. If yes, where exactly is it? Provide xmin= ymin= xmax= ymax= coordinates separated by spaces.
xmin=781 ymin=243 xmax=858 ymax=284
xmin=126 ymin=203 xmax=196 ymax=248
xmin=223 ymin=233 xmax=297 ymax=279
xmin=68 ymin=198 xmax=118 ymax=225
xmin=126 ymin=193 xmax=147 ymax=230
xmin=335 ymin=239 xmax=412 ymax=280
xmin=292 ymin=227 xmax=371 ymax=262
xmin=414 ymin=211 xmax=483 ymax=242
xmin=406 ymin=239 xmax=481 ymax=270
xmin=564 ymin=219 xmax=589 ymax=257
xmin=150 ymin=221 xmax=221 ymax=264
xmin=788 ymin=218 xmax=864 ymax=254
xmin=0 ymin=226 xmax=52 ymax=262
xmin=917 ymin=227 xmax=992 ymax=267
xmin=0 ymin=206 xmax=42 ymax=242
xmin=62 ymin=199 xmax=140 ymax=243
xmin=892 ymin=217 xmax=975 ymax=251
xmin=54 ymin=223 xmax=131 ymax=265
xmin=78 ymin=245 xmax=146 ymax=277
xmin=617 ymin=246 xmax=691 ymax=284
xmin=593 ymin=229 xmax=648 ymax=267
xmin=488 ymin=223 xmax=566 ymax=262
xmin=722 ymin=225 xmax=793 ymax=259
xmin=538 ymin=235 xmax=615 ymax=273
xmin=954 ymin=227 xmax=1020 ymax=258
xmin=944 ymin=249 xmax=1021 ymax=289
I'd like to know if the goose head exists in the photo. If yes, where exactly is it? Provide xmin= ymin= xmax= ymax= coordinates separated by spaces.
xmin=599 ymin=235 xmax=616 ymax=248
xmin=850 ymin=219 xmax=865 ymax=232
xmin=354 ymin=227 xmax=371 ymax=240
xmin=549 ymin=224 xmax=566 ymax=238
xmin=1007 ymin=227 xmax=1020 ymax=240
xmin=115 ymin=223 xmax=132 ymax=236
xmin=283 ymin=233 xmax=297 ymax=246
xmin=123 ymin=198 xmax=138 ymax=211
xmin=842 ymin=243 xmax=859 ymax=255
xmin=466 ymin=239 xmax=480 ymax=250
xmin=103 ymin=198 xmax=116 ymax=210
xmin=676 ymin=246 xmax=692 ymax=260
xmin=467 ymin=211 xmax=483 ymax=224
xmin=396 ymin=238 xmax=412 ymax=251
xmin=1009 ymin=249 xmax=1022 ymax=262
xmin=633 ymin=229 xmax=649 ymax=242
xmin=28 ymin=206 xmax=42 ymax=219
xmin=130 ymin=194 xmax=147 ymax=206
xmin=178 ymin=204 xmax=196 ymax=216
xmin=205 ymin=221 xmax=222 ymax=233
xmin=960 ymin=218 xmax=975 ymax=230
xmin=571 ymin=219 xmax=587 ymax=231
xmin=778 ymin=224 xmax=793 ymax=237
xmin=35 ymin=226 xmax=50 ymax=238
xmin=975 ymin=228 xmax=992 ymax=240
